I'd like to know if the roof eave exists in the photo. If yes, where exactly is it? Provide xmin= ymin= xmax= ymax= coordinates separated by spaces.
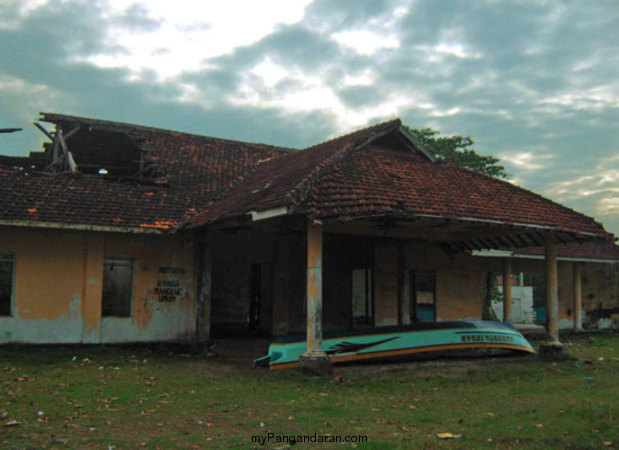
xmin=0 ymin=219 xmax=170 ymax=234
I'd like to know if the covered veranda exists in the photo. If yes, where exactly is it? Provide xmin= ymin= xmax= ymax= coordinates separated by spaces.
xmin=190 ymin=210 xmax=609 ymax=374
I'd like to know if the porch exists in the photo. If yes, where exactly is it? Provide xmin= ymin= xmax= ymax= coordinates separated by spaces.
xmin=193 ymin=213 xmax=587 ymax=373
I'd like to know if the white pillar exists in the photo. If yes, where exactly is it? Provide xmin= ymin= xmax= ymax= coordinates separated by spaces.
xmin=299 ymin=220 xmax=332 ymax=375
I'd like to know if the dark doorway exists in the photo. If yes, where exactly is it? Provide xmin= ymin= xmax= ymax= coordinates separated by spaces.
xmin=351 ymin=268 xmax=373 ymax=327
xmin=211 ymin=261 xmax=271 ymax=336
xmin=249 ymin=263 xmax=261 ymax=330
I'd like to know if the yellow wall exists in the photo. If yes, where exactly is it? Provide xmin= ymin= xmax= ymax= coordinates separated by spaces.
xmin=0 ymin=226 xmax=196 ymax=344
xmin=372 ymin=242 xmax=486 ymax=325
xmin=473 ymin=257 xmax=619 ymax=329
xmin=582 ymin=262 xmax=619 ymax=328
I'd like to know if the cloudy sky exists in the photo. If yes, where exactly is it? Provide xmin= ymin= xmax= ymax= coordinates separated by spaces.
xmin=1 ymin=0 xmax=618 ymax=235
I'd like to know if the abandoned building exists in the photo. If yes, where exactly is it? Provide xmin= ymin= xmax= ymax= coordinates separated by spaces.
xmin=0 ymin=113 xmax=617 ymax=365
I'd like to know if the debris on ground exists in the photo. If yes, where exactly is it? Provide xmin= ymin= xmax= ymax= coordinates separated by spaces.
xmin=436 ymin=432 xmax=462 ymax=439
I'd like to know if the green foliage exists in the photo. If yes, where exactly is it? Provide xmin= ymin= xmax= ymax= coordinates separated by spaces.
xmin=407 ymin=126 xmax=510 ymax=178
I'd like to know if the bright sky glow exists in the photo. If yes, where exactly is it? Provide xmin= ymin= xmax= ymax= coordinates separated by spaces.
xmin=76 ymin=0 xmax=313 ymax=80
xmin=331 ymin=29 xmax=400 ymax=55
xmin=1 ymin=0 xmax=618 ymax=235
xmin=499 ymin=152 xmax=554 ymax=171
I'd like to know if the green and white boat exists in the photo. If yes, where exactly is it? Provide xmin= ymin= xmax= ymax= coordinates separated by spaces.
xmin=254 ymin=321 xmax=535 ymax=370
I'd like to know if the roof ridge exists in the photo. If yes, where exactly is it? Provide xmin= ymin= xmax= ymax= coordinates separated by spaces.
xmin=283 ymin=120 xmax=403 ymax=210
xmin=39 ymin=112 xmax=294 ymax=153
xmin=282 ymin=143 xmax=353 ymax=209
xmin=302 ymin=118 xmax=401 ymax=151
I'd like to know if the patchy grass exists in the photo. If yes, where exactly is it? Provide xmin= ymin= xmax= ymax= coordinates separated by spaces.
xmin=0 ymin=334 xmax=617 ymax=449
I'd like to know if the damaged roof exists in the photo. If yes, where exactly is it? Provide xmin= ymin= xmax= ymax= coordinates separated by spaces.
xmin=185 ymin=121 xmax=612 ymax=246
xmin=0 ymin=112 xmax=614 ymax=247
xmin=0 ymin=113 xmax=289 ymax=231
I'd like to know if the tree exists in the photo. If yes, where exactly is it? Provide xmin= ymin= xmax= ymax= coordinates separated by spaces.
xmin=406 ymin=127 xmax=510 ymax=179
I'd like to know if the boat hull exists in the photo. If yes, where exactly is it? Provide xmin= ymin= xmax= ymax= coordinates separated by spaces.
xmin=254 ymin=321 xmax=535 ymax=370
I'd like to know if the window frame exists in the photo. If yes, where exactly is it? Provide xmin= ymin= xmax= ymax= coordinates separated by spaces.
xmin=102 ymin=257 xmax=135 ymax=318
xmin=0 ymin=252 xmax=16 ymax=317
xmin=410 ymin=270 xmax=437 ymax=322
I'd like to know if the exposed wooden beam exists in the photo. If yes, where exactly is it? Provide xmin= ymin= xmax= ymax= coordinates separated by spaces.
xmin=33 ymin=122 xmax=54 ymax=141
xmin=64 ymin=125 xmax=81 ymax=139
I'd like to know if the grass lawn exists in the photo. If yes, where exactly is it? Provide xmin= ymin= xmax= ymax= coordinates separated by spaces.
xmin=0 ymin=333 xmax=617 ymax=449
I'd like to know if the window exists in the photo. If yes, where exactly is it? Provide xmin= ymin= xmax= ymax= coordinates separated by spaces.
xmin=102 ymin=258 xmax=134 ymax=317
xmin=0 ymin=253 xmax=15 ymax=316
xmin=411 ymin=270 xmax=436 ymax=322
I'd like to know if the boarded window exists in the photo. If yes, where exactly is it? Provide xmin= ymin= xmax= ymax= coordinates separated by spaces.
xmin=102 ymin=258 xmax=133 ymax=317
xmin=0 ymin=253 xmax=15 ymax=316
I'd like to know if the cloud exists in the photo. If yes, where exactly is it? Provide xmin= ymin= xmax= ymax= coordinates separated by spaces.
xmin=548 ymin=155 xmax=619 ymax=201
xmin=545 ymin=155 xmax=619 ymax=234
xmin=331 ymin=29 xmax=400 ymax=56
xmin=74 ymin=0 xmax=313 ymax=81
xmin=499 ymin=151 xmax=554 ymax=171
xmin=597 ymin=197 xmax=619 ymax=216
xmin=1 ymin=0 xmax=618 ymax=237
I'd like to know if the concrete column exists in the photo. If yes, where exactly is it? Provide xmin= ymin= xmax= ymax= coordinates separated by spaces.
xmin=299 ymin=220 xmax=332 ymax=375
xmin=541 ymin=234 xmax=563 ymax=355
xmin=502 ymin=258 xmax=512 ymax=323
xmin=573 ymin=262 xmax=583 ymax=330
xmin=196 ymin=233 xmax=212 ymax=343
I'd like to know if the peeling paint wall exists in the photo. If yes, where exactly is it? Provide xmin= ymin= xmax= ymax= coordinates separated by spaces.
xmin=0 ymin=226 xmax=196 ymax=344
xmin=472 ymin=257 xmax=619 ymax=329
xmin=582 ymin=262 xmax=619 ymax=329
xmin=101 ymin=233 xmax=196 ymax=343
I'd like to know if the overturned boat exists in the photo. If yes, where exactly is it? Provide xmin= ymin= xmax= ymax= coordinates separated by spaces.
xmin=254 ymin=321 xmax=535 ymax=370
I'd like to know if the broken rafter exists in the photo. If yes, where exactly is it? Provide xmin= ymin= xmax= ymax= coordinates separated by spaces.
xmin=0 ymin=127 xmax=22 ymax=133
xmin=34 ymin=122 xmax=54 ymax=141
xmin=36 ymin=123 xmax=79 ymax=174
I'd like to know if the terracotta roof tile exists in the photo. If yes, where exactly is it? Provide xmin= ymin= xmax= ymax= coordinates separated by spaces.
xmin=188 ymin=135 xmax=612 ymax=241
xmin=187 ymin=119 xmax=404 ymax=226
xmin=1 ymin=114 xmax=613 ymax=243
xmin=0 ymin=114 xmax=289 ymax=230
xmin=514 ymin=241 xmax=619 ymax=261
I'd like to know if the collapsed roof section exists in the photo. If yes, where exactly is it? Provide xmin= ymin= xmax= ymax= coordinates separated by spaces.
xmin=0 ymin=113 xmax=290 ymax=231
